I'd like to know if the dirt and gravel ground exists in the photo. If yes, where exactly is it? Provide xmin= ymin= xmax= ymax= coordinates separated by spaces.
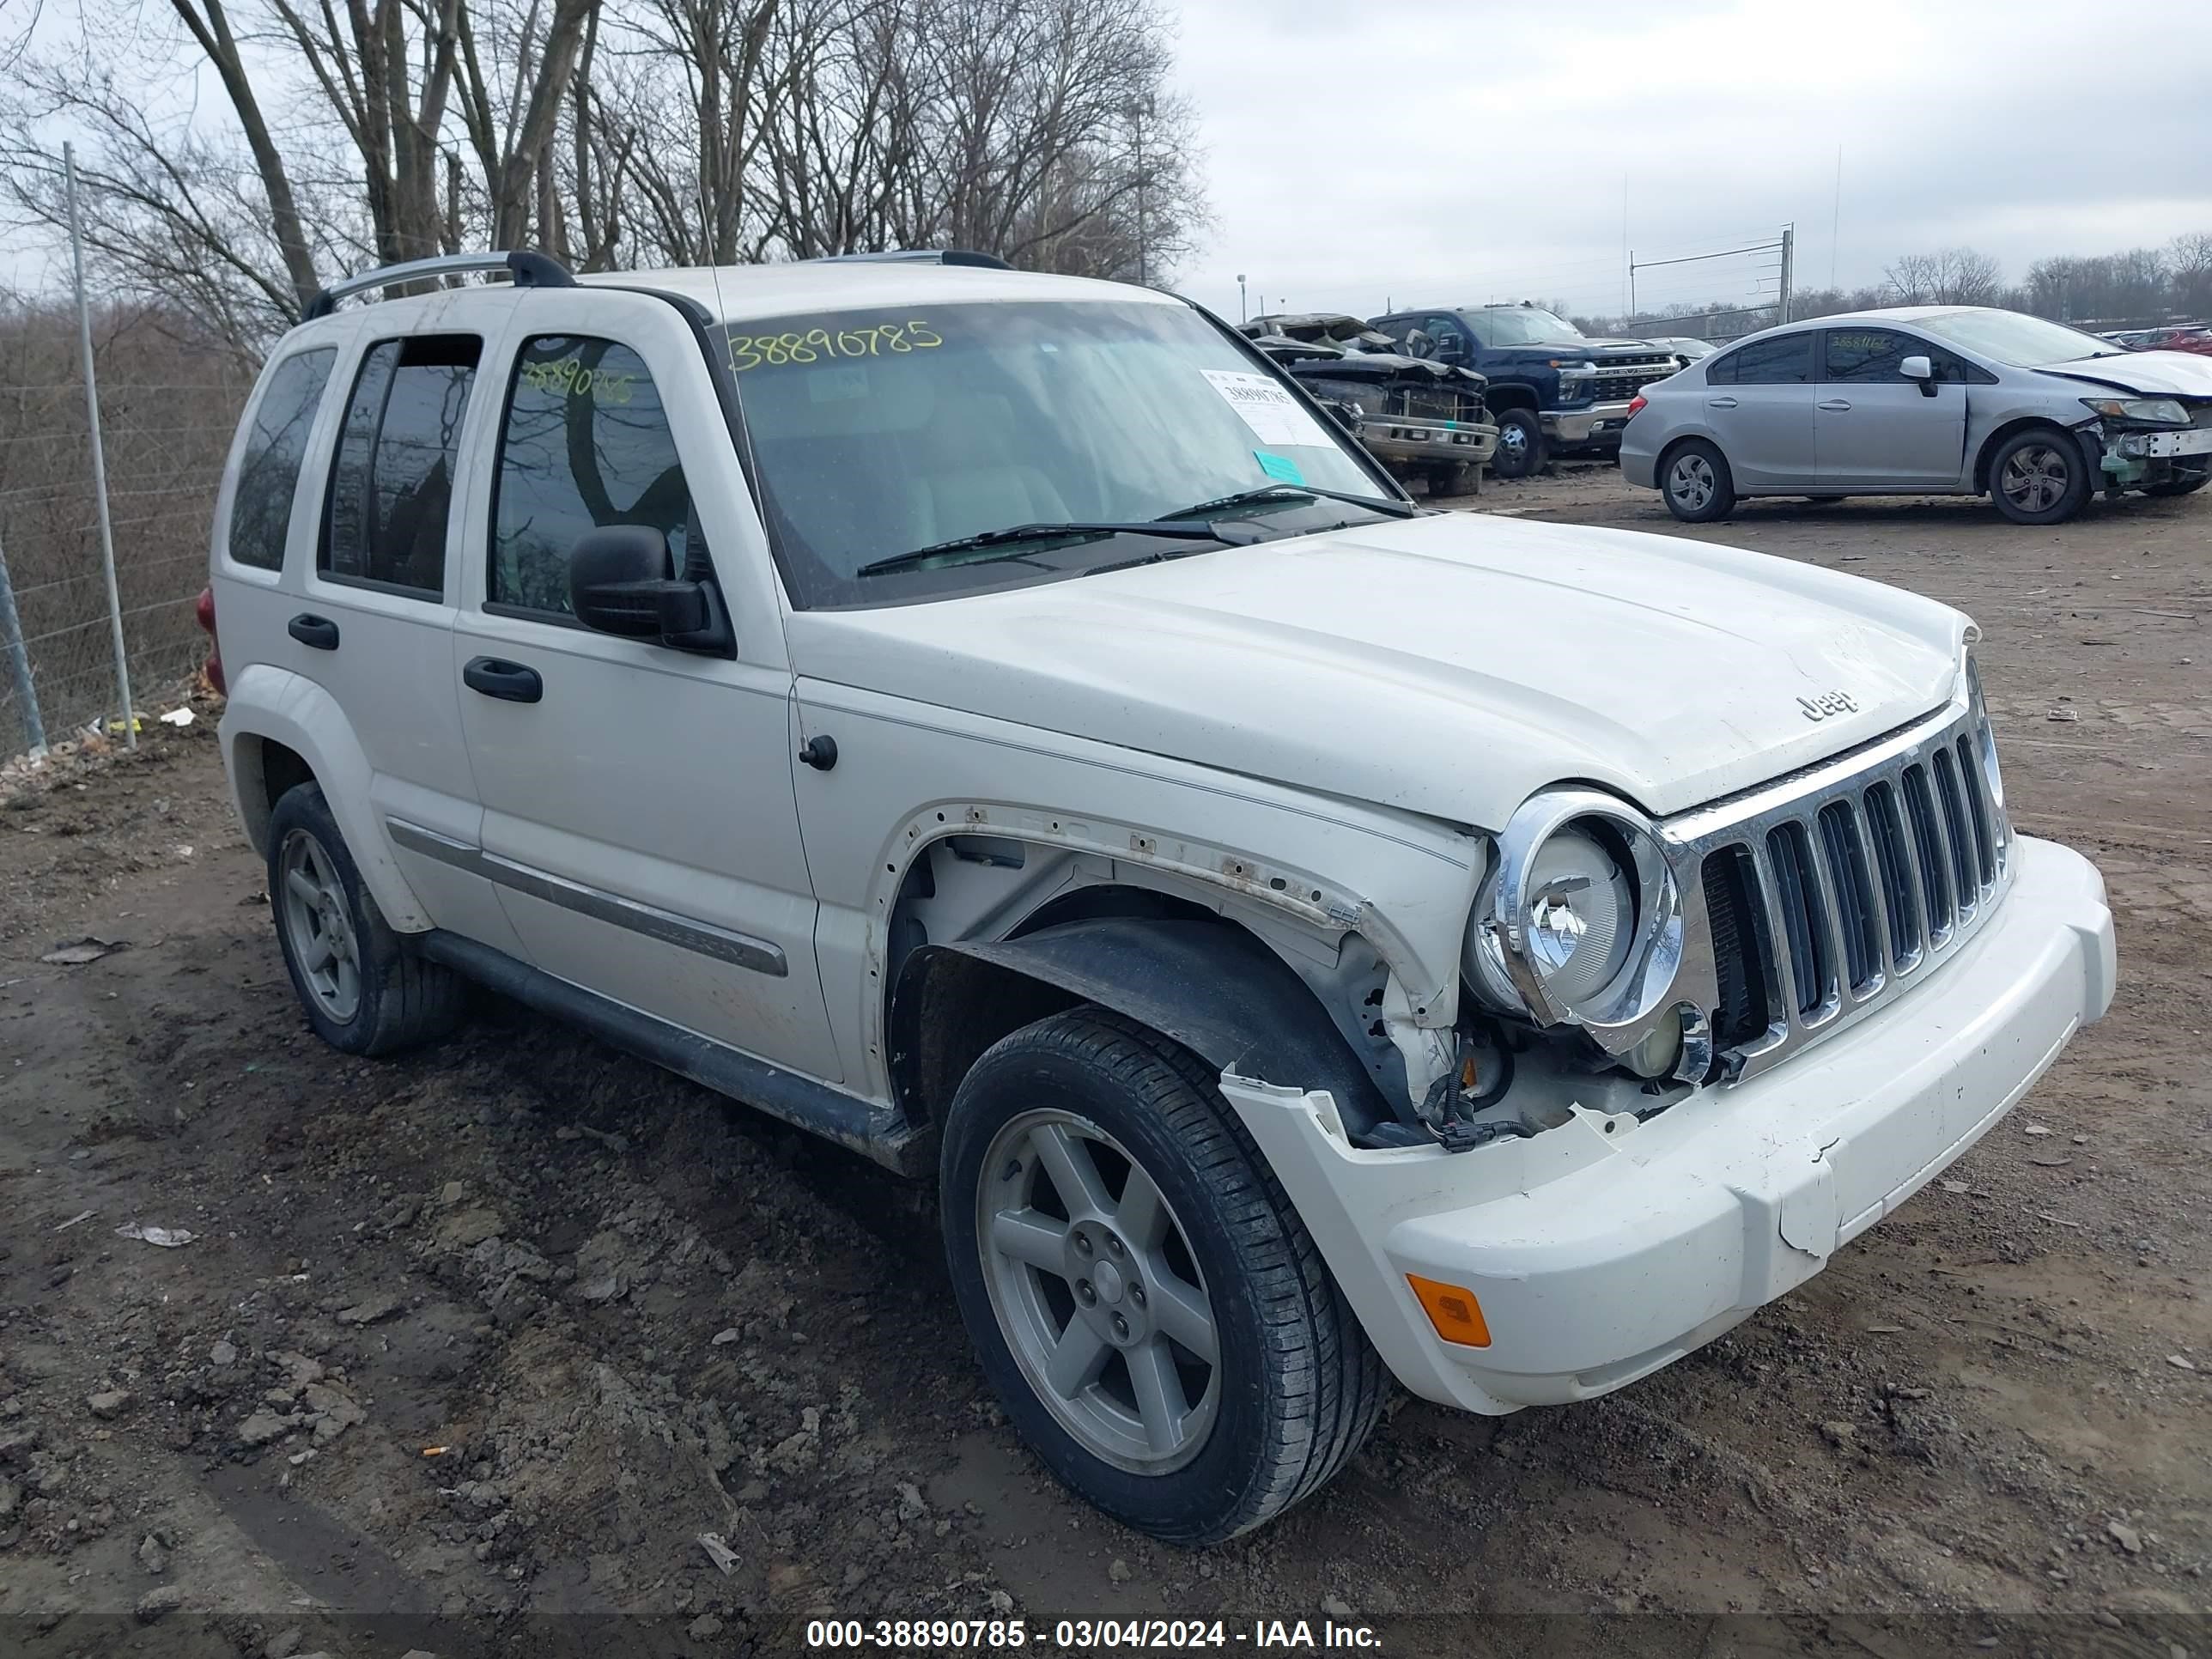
xmin=1 ymin=469 xmax=2207 ymax=1659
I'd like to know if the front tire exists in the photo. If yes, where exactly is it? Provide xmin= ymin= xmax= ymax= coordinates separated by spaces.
xmin=940 ymin=1009 xmax=1386 ymax=1545
xmin=1488 ymin=408 xmax=1547 ymax=480
xmin=1662 ymin=439 xmax=1736 ymax=522
xmin=1990 ymin=427 xmax=2092 ymax=524
xmin=266 ymin=783 xmax=467 ymax=1056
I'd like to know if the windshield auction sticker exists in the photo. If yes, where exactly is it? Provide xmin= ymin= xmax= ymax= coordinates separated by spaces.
xmin=1202 ymin=369 xmax=1333 ymax=448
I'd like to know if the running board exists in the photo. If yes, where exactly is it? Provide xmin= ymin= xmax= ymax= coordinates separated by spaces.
xmin=416 ymin=931 xmax=929 ymax=1176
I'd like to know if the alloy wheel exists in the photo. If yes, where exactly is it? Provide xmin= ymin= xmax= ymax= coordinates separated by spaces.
xmin=2000 ymin=444 xmax=2069 ymax=514
xmin=977 ymin=1109 xmax=1221 ymax=1474
xmin=278 ymin=829 xmax=362 ymax=1021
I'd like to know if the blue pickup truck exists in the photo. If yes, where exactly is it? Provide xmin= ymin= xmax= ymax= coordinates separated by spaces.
xmin=1368 ymin=302 xmax=1683 ymax=479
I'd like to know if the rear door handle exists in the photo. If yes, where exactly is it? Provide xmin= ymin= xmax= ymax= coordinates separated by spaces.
xmin=1817 ymin=398 xmax=1853 ymax=411
xmin=462 ymin=656 xmax=543 ymax=704
xmin=288 ymin=612 xmax=340 ymax=651
xmin=1706 ymin=396 xmax=1738 ymax=409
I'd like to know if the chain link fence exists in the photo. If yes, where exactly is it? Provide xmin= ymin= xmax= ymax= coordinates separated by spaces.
xmin=0 ymin=301 xmax=249 ymax=762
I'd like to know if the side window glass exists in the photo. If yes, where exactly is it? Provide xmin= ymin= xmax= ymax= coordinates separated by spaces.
xmin=321 ymin=335 xmax=479 ymax=596
xmin=1825 ymin=328 xmax=1913 ymax=382
xmin=1425 ymin=316 xmax=1469 ymax=358
xmin=1727 ymin=334 xmax=1814 ymax=385
xmin=229 ymin=347 xmax=336 ymax=571
xmin=1705 ymin=349 xmax=1737 ymax=385
xmin=491 ymin=336 xmax=691 ymax=617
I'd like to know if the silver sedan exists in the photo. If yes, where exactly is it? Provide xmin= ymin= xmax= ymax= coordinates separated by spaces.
xmin=1618 ymin=306 xmax=2212 ymax=525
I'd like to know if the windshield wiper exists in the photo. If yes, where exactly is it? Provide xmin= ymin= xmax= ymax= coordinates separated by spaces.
xmin=1158 ymin=483 xmax=1417 ymax=521
xmin=854 ymin=520 xmax=1234 ymax=580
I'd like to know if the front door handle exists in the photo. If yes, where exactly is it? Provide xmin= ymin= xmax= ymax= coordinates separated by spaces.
xmin=462 ymin=656 xmax=543 ymax=704
xmin=288 ymin=612 xmax=340 ymax=651
xmin=1706 ymin=396 xmax=1738 ymax=409
xmin=1817 ymin=398 xmax=1853 ymax=411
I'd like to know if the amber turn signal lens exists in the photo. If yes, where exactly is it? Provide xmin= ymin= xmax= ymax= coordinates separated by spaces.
xmin=1407 ymin=1273 xmax=1492 ymax=1348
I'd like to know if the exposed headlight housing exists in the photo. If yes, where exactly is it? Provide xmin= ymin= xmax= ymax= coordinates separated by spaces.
xmin=2081 ymin=396 xmax=2189 ymax=426
xmin=1463 ymin=790 xmax=1698 ymax=1077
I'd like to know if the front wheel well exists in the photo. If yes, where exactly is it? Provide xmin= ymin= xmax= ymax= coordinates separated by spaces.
xmin=1973 ymin=417 xmax=2087 ymax=495
xmin=887 ymin=914 xmax=1397 ymax=1139
xmin=1482 ymin=384 xmax=1540 ymax=414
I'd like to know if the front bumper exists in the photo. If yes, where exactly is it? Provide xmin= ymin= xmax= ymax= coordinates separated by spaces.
xmin=2111 ymin=426 xmax=2212 ymax=460
xmin=1220 ymin=835 xmax=2115 ymax=1414
xmin=1357 ymin=415 xmax=1498 ymax=470
xmin=1542 ymin=400 xmax=1636 ymax=447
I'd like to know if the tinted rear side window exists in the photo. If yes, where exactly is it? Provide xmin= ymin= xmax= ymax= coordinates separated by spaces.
xmin=1709 ymin=334 xmax=1814 ymax=386
xmin=490 ymin=337 xmax=691 ymax=617
xmin=322 ymin=335 xmax=480 ymax=597
xmin=228 ymin=347 xmax=335 ymax=571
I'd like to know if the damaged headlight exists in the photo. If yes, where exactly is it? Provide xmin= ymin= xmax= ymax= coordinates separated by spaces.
xmin=1465 ymin=790 xmax=1685 ymax=1050
xmin=2081 ymin=396 xmax=2189 ymax=426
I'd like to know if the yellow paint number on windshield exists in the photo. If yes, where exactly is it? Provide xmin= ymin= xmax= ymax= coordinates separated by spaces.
xmin=728 ymin=320 xmax=943 ymax=373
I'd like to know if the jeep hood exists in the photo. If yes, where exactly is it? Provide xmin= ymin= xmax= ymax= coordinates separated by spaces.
xmin=786 ymin=514 xmax=1967 ymax=827
xmin=2034 ymin=349 xmax=2212 ymax=398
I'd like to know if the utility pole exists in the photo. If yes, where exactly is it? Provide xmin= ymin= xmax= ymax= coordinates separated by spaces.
xmin=1126 ymin=95 xmax=1156 ymax=287
xmin=64 ymin=142 xmax=135 ymax=750
xmin=1237 ymin=273 xmax=1247 ymax=323
xmin=1778 ymin=223 xmax=1795 ymax=325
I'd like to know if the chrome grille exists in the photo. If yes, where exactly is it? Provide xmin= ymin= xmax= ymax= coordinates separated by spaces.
xmin=1667 ymin=699 xmax=2010 ymax=1084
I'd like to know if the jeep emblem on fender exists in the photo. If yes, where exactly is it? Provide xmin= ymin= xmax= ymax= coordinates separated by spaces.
xmin=1798 ymin=690 xmax=1859 ymax=721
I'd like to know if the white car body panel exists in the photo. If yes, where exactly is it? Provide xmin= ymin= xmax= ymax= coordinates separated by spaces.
xmin=787 ymin=512 xmax=1965 ymax=825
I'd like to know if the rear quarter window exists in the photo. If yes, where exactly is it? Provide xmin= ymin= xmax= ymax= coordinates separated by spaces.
xmin=228 ymin=347 xmax=336 ymax=571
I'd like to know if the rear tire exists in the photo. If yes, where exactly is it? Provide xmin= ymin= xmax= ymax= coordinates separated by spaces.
xmin=267 ymin=782 xmax=467 ymax=1056
xmin=940 ymin=1008 xmax=1386 ymax=1545
xmin=1989 ymin=427 xmax=2092 ymax=525
xmin=1488 ymin=407 xmax=1547 ymax=481
xmin=1662 ymin=439 xmax=1736 ymax=522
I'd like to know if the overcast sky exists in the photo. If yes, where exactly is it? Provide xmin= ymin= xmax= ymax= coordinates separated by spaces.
xmin=1167 ymin=0 xmax=2212 ymax=324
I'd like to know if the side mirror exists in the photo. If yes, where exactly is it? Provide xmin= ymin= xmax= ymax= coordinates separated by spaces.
xmin=568 ymin=526 xmax=732 ymax=654
xmin=1899 ymin=354 xmax=1939 ymax=397
xmin=1434 ymin=337 xmax=1465 ymax=363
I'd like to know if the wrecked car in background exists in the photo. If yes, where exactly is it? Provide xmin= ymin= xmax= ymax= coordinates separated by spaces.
xmin=1369 ymin=303 xmax=1683 ymax=480
xmin=1239 ymin=313 xmax=1497 ymax=495
xmin=1621 ymin=306 xmax=2212 ymax=524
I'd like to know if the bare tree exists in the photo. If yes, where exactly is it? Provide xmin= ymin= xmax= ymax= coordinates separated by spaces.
xmin=1885 ymin=246 xmax=2002 ymax=306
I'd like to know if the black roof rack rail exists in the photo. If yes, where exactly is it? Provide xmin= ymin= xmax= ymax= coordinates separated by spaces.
xmin=301 ymin=249 xmax=576 ymax=321
xmin=811 ymin=249 xmax=1014 ymax=270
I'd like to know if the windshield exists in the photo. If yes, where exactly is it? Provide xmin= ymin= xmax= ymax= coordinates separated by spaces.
xmin=1913 ymin=309 xmax=2125 ymax=368
xmin=1477 ymin=307 xmax=1586 ymax=346
xmin=723 ymin=301 xmax=1389 ymax=605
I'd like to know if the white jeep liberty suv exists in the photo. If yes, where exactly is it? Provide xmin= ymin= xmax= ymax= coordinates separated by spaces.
xmin=204 ymin=250 xmax=2117 ymax=1545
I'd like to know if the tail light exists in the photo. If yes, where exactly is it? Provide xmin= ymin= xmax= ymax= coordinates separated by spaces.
xmin=195 ymin=584 xmax=225 ymax=696
xmin=1626 ymin=394 xmax=1648 ymax=420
